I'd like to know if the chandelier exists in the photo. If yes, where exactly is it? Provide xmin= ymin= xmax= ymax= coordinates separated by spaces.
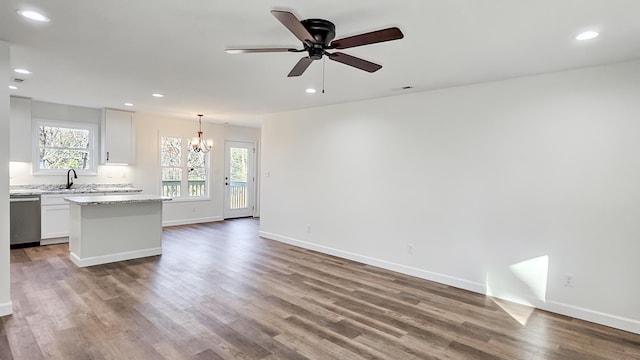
xmin=191 ymin=114 xmax=213 ymax=153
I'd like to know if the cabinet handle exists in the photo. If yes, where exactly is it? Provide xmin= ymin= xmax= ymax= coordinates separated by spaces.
xmin=106 ymin=151 xmax=109 ymax=161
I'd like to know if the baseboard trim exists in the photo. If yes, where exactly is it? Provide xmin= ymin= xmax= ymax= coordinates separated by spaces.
xmin=259 ymin=230 xmax=640 ymax=335
xmin=40 ymin=237 xmax=69 ymax=246
xmin=163 ymin=216 xmax=223 ymax=227
xmin=541 ymin=301 xmax=640 ymax=334
xmin=0 ymin=301 xmax=13 ymax=317
xmin=70 ymin=247 xmax=162 ymax=268
xmin=258 ymin=231 xmax=485 ymax=294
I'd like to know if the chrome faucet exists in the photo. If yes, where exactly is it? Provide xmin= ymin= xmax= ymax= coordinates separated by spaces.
xmin=66 ymin=169 xmax=77 ymax=189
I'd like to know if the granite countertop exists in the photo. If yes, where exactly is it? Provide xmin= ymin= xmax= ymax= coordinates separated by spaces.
xmin=9 ymin=184 xmax=142 ymax=196
xmin=65 ymin=194 xmax=172 ymax=205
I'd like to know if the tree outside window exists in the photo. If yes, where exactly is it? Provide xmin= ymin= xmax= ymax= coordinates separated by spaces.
xmin=33 ymin=119 xmax=97 ymax=174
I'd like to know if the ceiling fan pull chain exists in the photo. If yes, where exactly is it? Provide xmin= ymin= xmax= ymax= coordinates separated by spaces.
xmin=322 ymin=57 xmax=326 ymax=94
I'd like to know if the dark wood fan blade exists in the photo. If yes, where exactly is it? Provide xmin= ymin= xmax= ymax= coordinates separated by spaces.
xmin=271 ymin=10 xmax=314 ymax=43
xmin=225 ymin=48 xmax=295 ymax=54
xmin=331 ymin=27 xmax=404 ymax=49
xmin=288 ymin=57 xmax=314 ymax=77
xmin=328 ymin=52 xmax=382 ymax=73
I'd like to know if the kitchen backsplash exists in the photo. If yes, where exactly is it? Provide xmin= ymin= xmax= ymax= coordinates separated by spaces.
xmin=9 ymin=161 xmax=133 ymax=185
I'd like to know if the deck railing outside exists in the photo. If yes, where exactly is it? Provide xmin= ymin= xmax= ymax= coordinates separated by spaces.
xmin=162 ymin=180 xmax=205 ymax=197
xmin=161 ymin=180 xmax=246 ymax=207
xmin=230 ymin=181 xmax=247 ymax=209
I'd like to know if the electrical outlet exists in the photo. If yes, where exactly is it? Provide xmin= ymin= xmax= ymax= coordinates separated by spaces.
xmin=564 ymin=274 xmax=574 ymax=287
xmin=407 ymin=243 xmax=413 ymax=254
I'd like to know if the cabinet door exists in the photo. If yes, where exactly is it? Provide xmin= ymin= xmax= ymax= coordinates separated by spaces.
xmin=101 ymin=109 xmax=134 ymax=164
xmin=41 ymin=204 xmax=70 ymax=239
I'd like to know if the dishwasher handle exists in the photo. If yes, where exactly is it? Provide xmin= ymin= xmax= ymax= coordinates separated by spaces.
xmin=10 ymin=197 xmax=40 ymax=202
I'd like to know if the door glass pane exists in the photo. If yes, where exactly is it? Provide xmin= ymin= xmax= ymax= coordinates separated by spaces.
xmin=229 ymin=147 xmax=248 ymax=209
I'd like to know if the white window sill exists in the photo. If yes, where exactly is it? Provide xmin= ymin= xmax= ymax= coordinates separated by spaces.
xmin=164 ymin=196 xmax=211 ymax=203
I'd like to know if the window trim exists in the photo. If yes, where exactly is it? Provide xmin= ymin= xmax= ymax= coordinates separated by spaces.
xmin=159 ymin=135 xmax=210 ymax=200
xmin=32 ymin=118 xmax=99 ymax=175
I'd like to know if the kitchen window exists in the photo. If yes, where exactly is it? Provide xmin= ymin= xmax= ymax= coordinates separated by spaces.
xmin=160 ymin=136 xmax=208 ymax=198
xmin=32 ymin=119 xmax=98 ymax=174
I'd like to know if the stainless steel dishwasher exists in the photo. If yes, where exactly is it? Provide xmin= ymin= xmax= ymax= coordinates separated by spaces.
xmin=10 ymin=194 xmax=41 ymax=246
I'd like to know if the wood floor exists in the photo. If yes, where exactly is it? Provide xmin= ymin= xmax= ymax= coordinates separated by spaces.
xmin=2 ymin=219 xmax=639 ymax=359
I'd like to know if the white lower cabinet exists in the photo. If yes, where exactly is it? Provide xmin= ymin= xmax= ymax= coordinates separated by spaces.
xmin=41 ymin=205 xmax=70 ymax=239
xmin=41 ymin=194 xmax=70 ymax=241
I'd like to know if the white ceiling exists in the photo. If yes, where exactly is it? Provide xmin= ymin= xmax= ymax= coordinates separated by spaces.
xmin=1 ymin=0 xmax=639 ymax=127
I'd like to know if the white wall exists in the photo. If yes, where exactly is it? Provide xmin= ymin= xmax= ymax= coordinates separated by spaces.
xmin=1 ymin=41 xmax=12 ymax=316
xmin=260 ymin=60 xmax=640 ymax=334
xmin=133 ymin=113 xmax=260 ymax=225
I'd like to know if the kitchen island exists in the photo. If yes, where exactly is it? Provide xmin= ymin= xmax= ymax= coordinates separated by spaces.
xmin=65 ymin=194 xmax=171 ymax=267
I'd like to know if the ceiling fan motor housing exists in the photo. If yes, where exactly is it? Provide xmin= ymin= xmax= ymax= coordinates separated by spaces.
xmin=301 ymin=19 xmax=336 ymax=44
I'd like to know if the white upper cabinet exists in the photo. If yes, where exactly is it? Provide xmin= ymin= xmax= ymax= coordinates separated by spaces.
xmin=9 ymin=97 xmax=32 ymax=162
xmin=101 ymin=109 xmax=134 ymax=164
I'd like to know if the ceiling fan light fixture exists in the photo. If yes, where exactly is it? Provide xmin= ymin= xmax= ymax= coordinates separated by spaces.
xmin=152 ymin=93 xmax=164 ymax=98
xmin=17 ymin=10 xmax=50 ymax=22
xmin=576 ymin=31 xmax=599 ymax=41
xmin=305 ymin=88 xmax=317 ymax=94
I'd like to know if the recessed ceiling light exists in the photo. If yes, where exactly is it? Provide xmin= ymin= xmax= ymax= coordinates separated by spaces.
xmin=123 ymin=102 xmax=134 ymax=107
xmin=17 ymin=10 xmax=50 ymax=22
xmin=8 ymin=85 xmax=18 ymax=90
xmin=305 ymin=88 xmax=317 ymax=94
xmin=576 ymin=31 xmax=599 ymax=41
xmin=152 ymin=93 xmax=164 ymax=98
xmin=14 ymin=68 xmax=31 ymax=75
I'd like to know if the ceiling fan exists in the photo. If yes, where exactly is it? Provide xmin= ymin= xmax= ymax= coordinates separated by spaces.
xmin=225 ymin=10 xmax=404 ymax=77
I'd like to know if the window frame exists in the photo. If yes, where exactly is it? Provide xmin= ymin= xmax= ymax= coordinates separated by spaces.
xmin=32 ymin=118 xmax=99 ymax=175
xmin=159 ymin=135 xmax=210 ymax=201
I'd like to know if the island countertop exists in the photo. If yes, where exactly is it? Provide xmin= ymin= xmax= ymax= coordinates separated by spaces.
xmin=64 ymin=194 xmax=172 ymax=205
